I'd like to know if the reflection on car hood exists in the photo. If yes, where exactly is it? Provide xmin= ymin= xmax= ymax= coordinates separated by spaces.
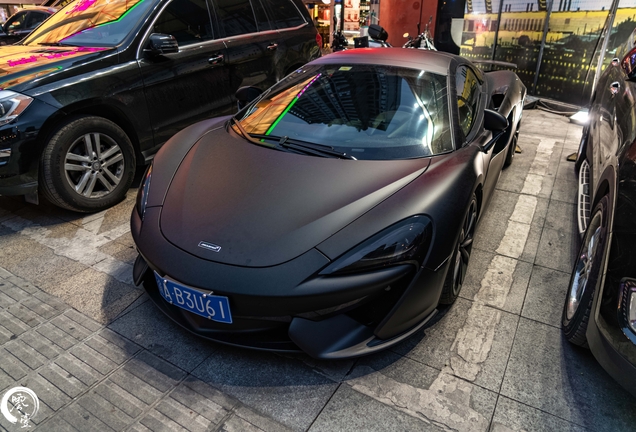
xmin=160 ymin=129 xmax=430 ymax=267
xmin=0 ymin=45 xmax=111 ymax=90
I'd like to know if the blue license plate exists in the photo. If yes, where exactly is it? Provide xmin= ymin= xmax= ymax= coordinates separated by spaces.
xmin=154 ymin=273 xmax=232 ymax=324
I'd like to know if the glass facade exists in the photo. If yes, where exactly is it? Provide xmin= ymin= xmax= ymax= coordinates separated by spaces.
xmin=461 ymin=0 xmax=636 ymax=105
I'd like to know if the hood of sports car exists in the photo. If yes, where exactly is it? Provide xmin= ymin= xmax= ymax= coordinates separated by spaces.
xmin=159 ymin=130 xmax=430 ymax=267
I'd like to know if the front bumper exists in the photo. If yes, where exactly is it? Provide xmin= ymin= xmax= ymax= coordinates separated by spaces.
xmin=588 ymin=278 xmax=636 ymax=396
xmin=132 ymin=207 xmax=448 ymax=359
xmin=0 ymin=98 xmax=58 ymax=196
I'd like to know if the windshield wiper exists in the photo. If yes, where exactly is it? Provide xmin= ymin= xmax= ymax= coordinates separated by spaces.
xmin=251 ymin=134 xmax=356 ymax=160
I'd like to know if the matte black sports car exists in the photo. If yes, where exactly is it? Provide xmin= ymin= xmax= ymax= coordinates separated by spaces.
xmin=131 ymin=48 xmax=526 ymax=359
xmin=563 ymin=31 xmax=636 ymax=394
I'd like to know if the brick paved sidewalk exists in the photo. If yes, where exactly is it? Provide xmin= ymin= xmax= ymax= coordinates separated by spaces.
xmin=0 ymin=267 xmax=292 ymax=432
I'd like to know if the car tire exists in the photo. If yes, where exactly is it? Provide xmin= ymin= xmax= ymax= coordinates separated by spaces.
xmin=439 ymin=193 xmax=478 ymax=305
xmin=40 ymin=115 xmax=136 ymax=212
xmin=503 ymin=122 xmax=519 ymax=168
xmin=561 ymin=195 xmax=610 ymax=347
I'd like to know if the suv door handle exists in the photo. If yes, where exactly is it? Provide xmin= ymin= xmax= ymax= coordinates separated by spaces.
xmin=610 ymin=81 xmax=620 ymax=96
xmin=208 ymin=54 xmax=224 ymax=65
xmin=267 ymin=43 xmax=278 ymax=51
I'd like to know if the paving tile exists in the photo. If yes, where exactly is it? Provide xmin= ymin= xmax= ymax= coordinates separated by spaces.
xmin=492 ymin=396 xmax=587 ymax=432
xmin=68 ymin=343 xmax=118 ymax=377
xmin=108 ymin=368 xmax=165 ymax=406
xmin=108 ymin=300 xmax=216 ymax=372
xmin=63 ymin=309 xmax=102 ymax=333
xmin=0 ymin=280 xmax=31 ymax=304
xmin=75 ymin=391 xmax=136 ymax=432
xmin=219 ymin=414 xmax=266 ymax=432
xmin=139 ymin=409 xmax=189 ymax=432
xmin=550 ymin=174 xmax=577 ymax=204
xmin=58 ymin=401 xmax=115 ymax=432
xmin=54 ymin=352 xmax=103 ymax=387
xmin=36 ymin=416 xmax=77 ymax=431
xmin=3 ymin=340 xmax=47 ymax=370
xmin=356 ymin=350 xmax=497 ymax=422
xmin=122 ymin=350 xmax=186 ymax=393
xmin=308 ymin=384 xmax=434 ymax=432
xmin=233 ymin=403 xmax=294 ymax=432
xmin=0 ymin=309 xmax=30 ymax=339
xmin=38 ymin=363 xmax=87 ymax=398
xmin=501 ymin=318 xmax=636 ymax=431
xmin=534 ymin=228 xmax=578 ymax=273
xmin=0 ymin=348 xmax=28 ymax=380
xmin=21 ymin=373 xmax=71 ymax=411
xmin=7 ymin=252 xmax=87 ymax=294
xmin=170 ymin=378 xmax=235 ymax=425
xmin=93 ymin=380 xmax=148 ymax=419
xmin=50 ymin=313 xmax=94 ymax=341
xmin=192 ymin=346 xmax=340 ymax=431
xmin=36 ymin=322 xmax=80 ymax=350
xmin=460 ymin=248 xmax=533 ymax=315
xmin=153 ymin=397 xmax=214 ymax=432
xmin=544 ymin=199 xmax=577 ymax=234
xmin=6 ymin=303 xmax=47 ymax=329
xmin=45 ymin=268 xmax=142 ymax=325
xmin=20 ymin=330 xmax=64 ymax=360
xmin=83 ymin=329 xmax=141 ymax=365
xmin=98 ymin=239 xmax=138 ymax=265
xmin=522 ymin=266 xmax=571 ymax=328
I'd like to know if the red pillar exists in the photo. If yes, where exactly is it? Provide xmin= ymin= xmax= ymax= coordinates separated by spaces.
xmin=379 ymin=0 xmax=438 ymax=48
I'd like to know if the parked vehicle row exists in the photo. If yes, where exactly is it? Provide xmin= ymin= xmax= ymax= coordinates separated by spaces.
xmin=563 ymin=29 xmax=636 ymax=396
xmin=0 ymin=0 xmax=320 ymax=212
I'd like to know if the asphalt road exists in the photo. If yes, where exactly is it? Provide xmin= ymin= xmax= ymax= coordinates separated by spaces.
xmin=0 ymin=109 xmax=634 ymax=431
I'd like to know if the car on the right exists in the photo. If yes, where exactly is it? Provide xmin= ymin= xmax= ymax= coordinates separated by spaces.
xmin=563 ymin=30 xmax=636 ymax=395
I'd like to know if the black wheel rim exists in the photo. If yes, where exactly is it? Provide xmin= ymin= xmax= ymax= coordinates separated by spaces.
xmin=64 ymin=132 xmax=124 ymax=199
xmin=566 ymin=211 xmax=602 ymax=321
xmin=452 ymin=199 xmax=477 ymax=297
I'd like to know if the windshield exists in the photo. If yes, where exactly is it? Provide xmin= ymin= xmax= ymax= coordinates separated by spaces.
xmin=235 ymin=64 xmax=453 ymax=160
xmin=22 ymin=0 xmax=156 ymax=47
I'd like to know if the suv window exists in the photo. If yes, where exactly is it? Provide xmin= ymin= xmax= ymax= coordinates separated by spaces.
xmin=261 ymin=0 xmax=305 ymax=29
xmin=5 ymin=12 xmax=26 ymax=32
xmin=26 ymin=12 xmax=49 ymax=30
xmin=251 ymin=0 xmax=273 ymax=31
xmin=215 ymin=0 xmax=258 ymax=37
xmin=154 ymin=0 xmax=215 ymax=45
xmin=455 ymin=65 xmax=481 ymax=138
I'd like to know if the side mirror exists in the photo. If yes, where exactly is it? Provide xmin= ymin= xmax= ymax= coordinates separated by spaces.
xmin=483 ymin=108 xmax=508 ymax=132
xmin=368 ymin=24 xmax=388 ymax=42
xmin=145 ymin=33 xmax=178 ymax=56
xmin=622 ymin=47 xmax=636 ymax=81
xmin=235 ymin=86 xmax=262 ymax=110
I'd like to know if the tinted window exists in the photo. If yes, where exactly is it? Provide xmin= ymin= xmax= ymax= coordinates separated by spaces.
xmin=455 ymin=66 xmax=480 ymax=138
xmin=5 ymin=12 xmax=26 ymax=32
xmin=236 ymin=64 xmax=452 ymax=160
xmin=261 ymin=0 xmax=304 ymax=29
xmin=154 ymin=0 xmax=214 ymax=45
xmin=251 ymin=0 xmax=272 ymax=31
xmin=215 ymin=0 xmax=258 ymax=37
xmin=26 ymin=12 xmax=49 ymax=30
xmin=23 ymin=0 xmax=155 ymax=47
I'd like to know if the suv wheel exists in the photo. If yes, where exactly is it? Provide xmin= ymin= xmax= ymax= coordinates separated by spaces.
xmin=40 ymin=116 xmax=135 ymax=212
xmin=562 ymin=195 xmax=610 ymax=347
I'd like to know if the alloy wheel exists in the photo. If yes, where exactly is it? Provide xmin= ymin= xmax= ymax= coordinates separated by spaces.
xmin=63 ymin=132 xmax=124 ymax=199
xmin=566 ymin=211 xmax=602 ymax=321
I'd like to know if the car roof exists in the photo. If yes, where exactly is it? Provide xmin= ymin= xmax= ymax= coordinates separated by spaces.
xmin=312 ymin=48 xmax=460 ymax=76
xmin=15 ymin=6 xmax=56 ymax=14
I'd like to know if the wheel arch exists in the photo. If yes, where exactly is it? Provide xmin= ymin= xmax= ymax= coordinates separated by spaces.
xmin=36 ymin=101 xmax=143 ymax=165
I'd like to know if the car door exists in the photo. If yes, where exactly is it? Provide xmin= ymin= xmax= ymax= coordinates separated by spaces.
xmin=213 ymin=0 xmax=279 ymax=97
xmin=456 ymin=65 xmax=504 ymax=205
xmin=138 ymin=0 xmax=232 ymax=146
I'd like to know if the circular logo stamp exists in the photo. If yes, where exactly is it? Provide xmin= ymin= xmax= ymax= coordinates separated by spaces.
xmin=1 ymin=387 xmax=39 ymax=428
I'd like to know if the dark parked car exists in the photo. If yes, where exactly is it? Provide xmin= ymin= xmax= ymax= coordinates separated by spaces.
xmin=563 ymin=31 xmax=636 ymax=394
xmin=0 ymin=0 xmax=321 ymax=212
xmin=0 ymin=7 xmax=56 ymax=46
xmin=131 ymin=48 xmax=526 ymax=359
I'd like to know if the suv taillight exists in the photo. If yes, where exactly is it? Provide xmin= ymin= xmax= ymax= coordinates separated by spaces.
xmin=316 ymin=32 xmax=322 ymax=48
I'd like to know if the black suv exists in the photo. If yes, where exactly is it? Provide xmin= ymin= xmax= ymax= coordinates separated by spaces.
xmin=0 ymin=0 xmax=320 ymax=212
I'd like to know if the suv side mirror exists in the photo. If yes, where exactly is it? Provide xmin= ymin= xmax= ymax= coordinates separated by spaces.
xmin=483 ymin=108 xmax=508 ymax=132
xmin=235 ymin=86 xmax=262 ymax=110
xmin=622 ymin=47 xmax=636 ymax=81
xmin=145 ymin=33 xmax=178 ymax=56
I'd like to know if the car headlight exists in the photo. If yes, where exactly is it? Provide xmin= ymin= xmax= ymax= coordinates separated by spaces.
xmin=0 ymin=90 xmax=32 ymax=126
xmin=136 ymin=163 xmax=152 ymax=220
xmin=320 ymin=215 xmax=433 ymax=275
